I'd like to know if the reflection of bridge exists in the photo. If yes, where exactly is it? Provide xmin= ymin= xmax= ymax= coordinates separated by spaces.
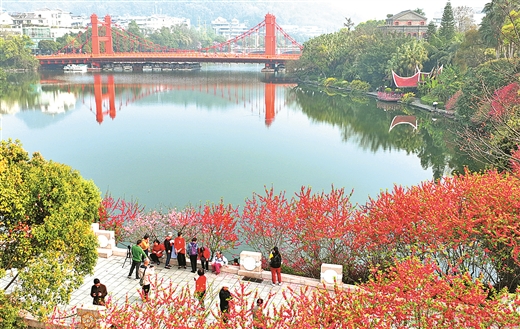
xmin=36 ymin=14 xmax=302 ymax=71
xmin=389 ymin=115 xmax=418 ymax=132
xmin=82 ymin=74 xmax=296 ymax=126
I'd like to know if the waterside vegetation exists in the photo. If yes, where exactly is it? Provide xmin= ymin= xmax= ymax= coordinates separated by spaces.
xmin=291 ymin=0 xmax=520 ymax=172
xmin=1 ymin=1 xmax=520 ymax=326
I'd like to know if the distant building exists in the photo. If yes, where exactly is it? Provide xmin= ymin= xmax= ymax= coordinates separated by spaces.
xmin=0 ymin=11 xmax=13 ymax=26
xmin=381 ymin=10 xmax=428 ymax=39
xmin=11 ymin=8 xmax=72 ymax=28
xmin=211 ymin=17 xmax=249 ymax=38
xmin=117 ymin=15 xmax=190 ymax=34
xmin=275 ymin=24 xmax=325 ymax=43
xmin=23 ymin=26 xmax=52 ymax=46
xmin=71 ymin=15 xmax=90 ymax=28
xmin=9 ymin=9 xmax=81 ymax=48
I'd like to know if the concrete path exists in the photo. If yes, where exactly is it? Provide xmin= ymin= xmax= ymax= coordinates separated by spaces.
xmin=70 ymin=255 xmax=313 ymax=318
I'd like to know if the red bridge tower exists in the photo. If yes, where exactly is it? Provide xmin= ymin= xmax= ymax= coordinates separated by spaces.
xmin=90 ymin=14 xmax=114 ymax=57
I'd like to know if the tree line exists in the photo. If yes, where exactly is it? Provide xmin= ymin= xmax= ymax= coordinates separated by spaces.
xmin=292 ymin=0 xmax=520 ymax=172
xmin=2 ymin=138 xmax=520 ymax=328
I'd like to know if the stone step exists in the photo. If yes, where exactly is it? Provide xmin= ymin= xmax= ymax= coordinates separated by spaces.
xmin=97 ymin=248 xmax=113 ymax=258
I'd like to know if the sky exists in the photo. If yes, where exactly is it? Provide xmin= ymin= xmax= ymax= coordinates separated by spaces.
xmin=331 ymin=0 xmax=489 ymax=24
xmin=0 ymin=0 xmax=491 ymax=31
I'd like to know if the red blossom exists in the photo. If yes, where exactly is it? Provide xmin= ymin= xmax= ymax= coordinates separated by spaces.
xmin=489 ymin=82 xmax=520 ymax=119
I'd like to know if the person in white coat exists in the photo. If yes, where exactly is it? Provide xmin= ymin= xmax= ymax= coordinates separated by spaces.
xmin=139 ymin=258 xmax=155 ymax=300
xmin=211 ymin=251 xmax=228 ymax=275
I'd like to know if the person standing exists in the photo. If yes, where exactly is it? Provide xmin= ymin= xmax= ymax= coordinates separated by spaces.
xmin=269 ymin=246 xmax=282 ymax=286
xmin=219 ymin=285 xmax=232 ymax=323
xmin=198 ymin=245 xmax=211 ymax=271
xmin=194 ymin=268 xmax=206 ymax=308
xmin=138 ymin=258 xmax=154 ymax=301
xmin=174 ymin=232 xmax=186 ymax=269
xmin=90 ymin=278 xmax=107 ymax=306
xmin=150 ymin=239 xmax=165 ymax=265
xmin=163 ymin=233 xmax=173 ymax=269
xmin=128 ymin=240 xmax=146 ymax=279
xmin=188 ymin=238 xmax=199 ymax=273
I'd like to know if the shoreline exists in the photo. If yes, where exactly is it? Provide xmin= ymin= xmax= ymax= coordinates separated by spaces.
xmin=297 ymin=79 xmax=455 ymax=118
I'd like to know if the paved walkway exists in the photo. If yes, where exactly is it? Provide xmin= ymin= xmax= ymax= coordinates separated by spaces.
xmin=70 ymin=255 xmax=311 ymax=319
xmin=366 ymin=91 xmax=455 ymax=117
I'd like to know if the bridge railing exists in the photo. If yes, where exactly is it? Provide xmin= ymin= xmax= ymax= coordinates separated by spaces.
xmin=36 ymin=52 xmax=301 ymax=61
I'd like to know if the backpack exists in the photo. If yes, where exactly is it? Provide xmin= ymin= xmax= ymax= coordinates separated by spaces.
xmin=139 ymin=266 xmax=147 ymax=286
xmin=270 ymin=253 xmax=281 ymax=268
xmin=189 ymin=242 xmax=198 ymax=256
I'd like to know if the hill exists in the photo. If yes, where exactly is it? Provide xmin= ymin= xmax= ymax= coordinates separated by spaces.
xmin=6 ymin=0 xmax=345 ymax=32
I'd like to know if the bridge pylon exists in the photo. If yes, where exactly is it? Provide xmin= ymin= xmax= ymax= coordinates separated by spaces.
xmin=265 ymin=13 xmax=276 ymax=56
xmin=91 ymin=14 xmax=114 ymax=57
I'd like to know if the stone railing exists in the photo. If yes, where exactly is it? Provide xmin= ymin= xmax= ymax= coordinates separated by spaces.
xmin=91 ymin=223 xmax=127 ymax=258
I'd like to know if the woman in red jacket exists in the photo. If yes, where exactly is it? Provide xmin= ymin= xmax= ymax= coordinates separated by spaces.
xmin=149 ymin=239 xmax=165 ymax=265
xmin=198 ymin=246 xmax=211 ymax=271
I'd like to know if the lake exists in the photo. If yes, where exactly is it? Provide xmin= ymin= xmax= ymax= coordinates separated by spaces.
xmin=1 ymin=64 xmax=475 ymax=211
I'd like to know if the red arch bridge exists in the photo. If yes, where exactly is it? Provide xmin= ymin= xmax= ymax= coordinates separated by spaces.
xmin=36 ymin=13 xmax=303 ymax=71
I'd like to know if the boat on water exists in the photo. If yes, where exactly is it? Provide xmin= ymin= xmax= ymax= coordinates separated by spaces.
xmin=377 ymin=91 xmax=403 ymax=102
xmin=63 ymin=64 xmax=88 ymax=72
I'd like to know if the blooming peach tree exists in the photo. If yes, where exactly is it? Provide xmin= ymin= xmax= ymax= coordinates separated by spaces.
xmin=99 ymin=193 xmax=143 ymax=244
xmin=183 ymin=200 xmax=240 ymax=257
xmin=241 ymin=187 xmax=296 ymax=266
xmin=47 ymin=259 xmax=520 ymax=328
xmin=354 ymin=169 xmax=520 ymax=291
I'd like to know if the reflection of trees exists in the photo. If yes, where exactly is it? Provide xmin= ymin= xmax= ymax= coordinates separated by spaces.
xmin=0 ymin=73 xmax=41 ymax=113
xmin=292 ymin=86 xmax=481 ymax=179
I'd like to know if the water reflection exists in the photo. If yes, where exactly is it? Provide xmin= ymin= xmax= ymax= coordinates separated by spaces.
xmin=291 ymin=85 xmax=482 ymax=180
xmin=11 ymin=73 xmax=297 ymax=128
xmin=376 ymin=100 xmax=404 ymax=111
xmin=389 ymin=115 xmax=418 ymax=132
xmin=0 ymin=70 xmax=482 ymax=209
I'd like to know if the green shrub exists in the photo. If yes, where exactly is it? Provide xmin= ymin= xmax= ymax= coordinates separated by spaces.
xmin=401 ymin=92 xmax=415 ymax=104
xmin=420 ymin=95 xmax=445 ymax=109
xmin=420 ymin=94 xmax=436 ymax=105
xmin=323 ymin=77 xmax=338 ymax=87
xmin=338 ymin=80 xmax=350 ymax=87
xmin=350 ymin=80 xmax=370 ymax=92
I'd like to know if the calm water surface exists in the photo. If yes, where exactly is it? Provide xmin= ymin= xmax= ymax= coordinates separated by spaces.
xmin=2 ymin=64 xmax=470 ymax=210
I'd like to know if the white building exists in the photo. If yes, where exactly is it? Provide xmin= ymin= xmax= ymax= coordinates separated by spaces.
xmin=116 ymin=15 xmax=191 ymax=35
xmin=0 ymin=11 xmax=13 ymax=26
xmin=11 ymin=8 xmax=72 ymax=28
xmin=279 ymin=24 xmax=326 ymax=39
xmin=211 ymin=17 xmax=249 ymax=38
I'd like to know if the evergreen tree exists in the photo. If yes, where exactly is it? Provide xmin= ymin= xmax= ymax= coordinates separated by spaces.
xmin=413 ymin=8 xmax=426 ymax=16
xmin=426 ymin=21 xmax=437 ymax=42
xmin=439 ymin=1 xmax=456 ymax=41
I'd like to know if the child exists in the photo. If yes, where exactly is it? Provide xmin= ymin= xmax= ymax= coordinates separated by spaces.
xmin=194 ymin=268 xmax=206 ymax=308
xmin=253 ymin=298 xmax=266 ymax=329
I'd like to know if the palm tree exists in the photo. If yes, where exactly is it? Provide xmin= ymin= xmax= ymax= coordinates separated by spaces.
xmin=388 ymin=40 xmax=428 ymax=76
xmin=479 ymin=0 xmax=520 ymax=57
